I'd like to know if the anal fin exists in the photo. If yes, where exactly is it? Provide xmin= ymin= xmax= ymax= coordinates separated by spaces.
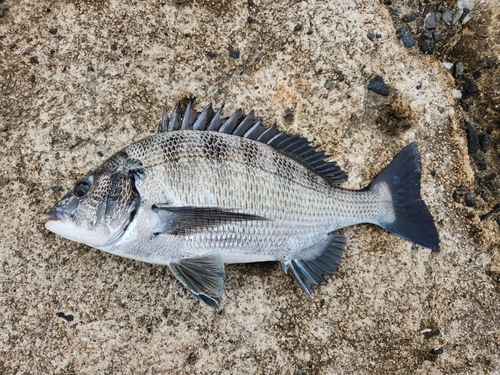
xmin=283 ymin=234 xmax=347 ymax=296
xmin=168 ymin=252 xmax=225 ymax=309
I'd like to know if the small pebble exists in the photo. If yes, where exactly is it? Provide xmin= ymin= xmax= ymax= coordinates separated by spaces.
xmin=416 ymin=83 xmax=422 ymax=90
xmin=422 ymin=31 xmax=433 ymax=39
xmin=454 ymin=62 xmax=464 ymax=78
xmin=247 ymin=16 xmax=253 ymax=23
xmin=452 ymin=9 xmax=463 ymax=25
xmin=367 ymin=76 xmax=390 ymax=96
xmin=247 ymin=0 xmax=254 ymax=5
xmin=430 ymin=348 xmax=444 ymax=355
xmin=472 ymin=71 xmax=481 ymax=80
xmin=0 ymin=6 xmax=8 ymax=18
xmin=49 ymin=28 xmax=58 ymax=35
xmin=396 ymin=26 xmax=415 ymax=48
xmin=433 ymin=31 xmax=442 ymax=42
xmin=451 ymin=89 xmax=462 ymax=99
xmin=30 ymin=57 xmax=39 ymax=64
xmin=425 ymin=13 xmax=438 ymax=29
xmin=460 ymin=8 xmax=471 ymax=22
xmin=111 ymin=44 xmax=118 ymax=51
xmin=29 ymin=74 xmax=35 ymax=83
xmin=324 ymin=80 xmax=333 ymax=90
xmin=206 ymin=51 xmax=216 ymax=58
xmin=367 ymin=32 xmax=375 ymax=41
xmin=97 ymin=151 xmax=104 ymax=157
xmin=13 ymin=109 xmax=21 ymax=117
xmin=418 ymin=38 xmax=435 ymax=54
xmin=306 ymin=30 xmax=313 ymax=35
xmin=376 ymin=33 xmax=382 ymax=39
xmin=463 ymin=79 xmax=478 ymax=95
xmin=294 ymin=24 xmax=302 ymax=32
xmin=229 ymin=50 xmax=240 ymax=59
xmin=443 ymin=62 xmax=453 ymax=70
xmin=402 ymin=13 xmax=417 ymax=22
xmin=442 ymin=10 xmax=454 ymax=25
xmin=464 ymin=192 xmax=476 ymax=207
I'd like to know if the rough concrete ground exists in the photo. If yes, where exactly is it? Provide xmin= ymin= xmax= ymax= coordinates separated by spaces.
xmin=1 ymin=0 xmax=500 ymax=374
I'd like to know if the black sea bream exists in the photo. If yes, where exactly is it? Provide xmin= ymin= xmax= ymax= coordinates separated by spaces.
xmin=45 ymin=100 xmax=440 ymax=308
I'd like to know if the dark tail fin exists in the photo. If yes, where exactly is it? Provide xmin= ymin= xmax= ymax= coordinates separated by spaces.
xmin=371 ymin=143 xmax=440 ymax=250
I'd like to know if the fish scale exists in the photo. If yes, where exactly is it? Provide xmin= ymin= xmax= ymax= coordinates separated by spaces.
xmin=45 ymin=100 xmax=439 ymax=308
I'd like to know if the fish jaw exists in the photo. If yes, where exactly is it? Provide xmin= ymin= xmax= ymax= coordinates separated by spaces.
xmin=45 ymin=215 xmax=111 ymax=248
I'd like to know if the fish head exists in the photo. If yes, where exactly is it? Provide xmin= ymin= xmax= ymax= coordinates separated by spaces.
xmin=45 ymin=157 xmax=140 ymax=248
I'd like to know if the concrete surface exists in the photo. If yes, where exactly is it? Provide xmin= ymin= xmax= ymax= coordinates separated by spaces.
xmin=1 ymin=0 xmax=500 ymax=374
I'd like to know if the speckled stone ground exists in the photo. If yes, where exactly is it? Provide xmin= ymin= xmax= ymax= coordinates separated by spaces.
xmin=1 ymin=0 xmax=500 ymax=374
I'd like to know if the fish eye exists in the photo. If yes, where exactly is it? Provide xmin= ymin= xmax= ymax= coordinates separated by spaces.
xmin=73 ymin=179 xmax=92 ymax=198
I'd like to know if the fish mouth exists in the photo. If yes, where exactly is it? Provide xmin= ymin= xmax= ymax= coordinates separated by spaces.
xmin=45 ymin=209 xmax=69 ymax=222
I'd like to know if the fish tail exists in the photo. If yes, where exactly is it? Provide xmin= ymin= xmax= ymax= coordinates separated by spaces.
xmin=370 ymin=143 xmax=440 ymax=250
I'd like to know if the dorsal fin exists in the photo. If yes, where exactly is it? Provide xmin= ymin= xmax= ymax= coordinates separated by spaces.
xmin=157 ymin=100 xmax=347 ymax=184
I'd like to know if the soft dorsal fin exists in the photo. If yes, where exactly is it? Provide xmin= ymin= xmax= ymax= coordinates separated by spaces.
xmin=158 ymin=98 xmax=347 ymax=184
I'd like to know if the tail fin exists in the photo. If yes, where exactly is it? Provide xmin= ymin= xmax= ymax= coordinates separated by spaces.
xmin=371 ymin=143 xmax=440 ymax=250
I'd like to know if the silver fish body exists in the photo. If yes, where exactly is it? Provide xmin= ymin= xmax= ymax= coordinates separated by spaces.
xmin=46 ymin=101 xmax=439 ymax=308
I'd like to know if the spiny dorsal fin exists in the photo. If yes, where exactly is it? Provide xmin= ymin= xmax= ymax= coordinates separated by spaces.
xmin=158 ymin=98 xmax=347 ymax=184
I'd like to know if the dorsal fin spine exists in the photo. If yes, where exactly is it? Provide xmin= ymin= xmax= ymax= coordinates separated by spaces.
xmin=160 ymin=101 xmax=347 ymax=184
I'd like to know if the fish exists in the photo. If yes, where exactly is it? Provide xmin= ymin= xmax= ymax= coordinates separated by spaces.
xmin=45 ymin=99 xmax=440 ymax=308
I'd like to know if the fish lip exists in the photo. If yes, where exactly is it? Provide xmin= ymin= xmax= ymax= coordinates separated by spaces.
xmin=45 ymin=209 xmax=69 ymax=222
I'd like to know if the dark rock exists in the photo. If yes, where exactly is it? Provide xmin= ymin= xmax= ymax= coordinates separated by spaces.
xmin=367 ymin=32 xmax=375 ymax=41
xmin=111 ymin=43 xmax=118 ymax=51
xmin=0 ymin=6 xmax=8 ymax=17
xmin=13 ymin=110 xmax=21 ymax=117
xmin=484 ymin=173 xmax=498 ymax=181
xmin=324 ymin=80 xmax=333 ymax=90
xmin=206 ymin=51 xmax=216 ymax=58
xmin=466 ymin=121 xmax=479 ymax=155
xmin=248 ymin=0 xmax=254 ymax=5
xmin=418 ymin=38 xmax=435 ymax=54
xmin=442 ymin=10 xmax=453 ymax=25
xmin=229 ymin=50 xmax=240 ymax=59
xmin=307 ymin=30 xmax=313 ymax=35
xmin=430 ymin=348 xmax=444 ymax=355
xmin=460 ymin=8 xmax=470 ymax=22
xmin=402 ymin=13 xmax=417 ymax=22
xmin=473 ymin=153 xmax=487 ymax=170
xmin=473 ymin=71 xmax=481 ymax=80
xmin=88 ymin=66 xmax=94 ymax=72
xmin=294 ymin=24 xmax=302 ymax=32
xmin=454 ymin=62 xmax=464 ymax=78
xmin=376 ymin=33 xmax=382 ymax=39
xmin=425 ymin=13 xmax=438 ymax=29
xmin=30 ymin=57 xmax=39 ymax=64
xmin=247 ymin=17 xmax=253 ymax=23
xmin=463 ymin=79 xmax=478 ymax=95
xmin=479 ymin=133 xmax=491 ymax=152
xmin=464 ymin=193 xmax=476 ymax=207
xmin=367 ymin=76 xmax=390 ymax=96
xmin=49 ymin=28 xmax=58 ymax=35
xmin=422 ymin=31 xmax=433 ymax=39
xmin=56 ymin=312 xmax=74 ymax=322
xmin=416 ymin=83 xmax=422 ymax=90
xmin=486 ymin=125 xmax=494 ymax=134
xmin=29 ymin=74 xmax=35 ymax=83
xmin=396 ymin=26 xmax=415 ymax=48
xmin=433 ymin=31 xmax=442 ymax=42
xmin=97 ymin=151 xmax=104 ymax=157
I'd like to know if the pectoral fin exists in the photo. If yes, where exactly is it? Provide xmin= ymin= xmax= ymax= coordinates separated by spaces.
xmin=168 ymin=252 xmax=225 ymax=309
xmin=152 ymin=205 xmax=268 ymax=236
